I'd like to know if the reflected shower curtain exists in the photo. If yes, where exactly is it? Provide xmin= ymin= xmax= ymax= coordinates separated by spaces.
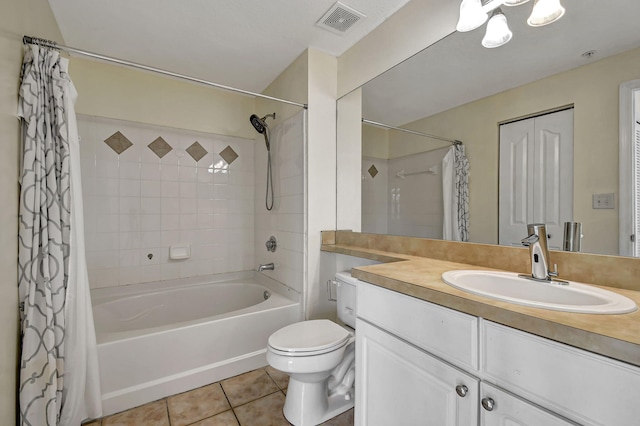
xmin=442 ymin=143 xmax=470 ymax=241
xmin=18 ymin=44 xmax=102 ymax=425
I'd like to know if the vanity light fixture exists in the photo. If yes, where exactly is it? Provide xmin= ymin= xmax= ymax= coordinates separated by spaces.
xmin=456 ymin=0 xmax=488 ymax=32
xmin=482 ymin=8 xmax=513 ymax=48
xmin=456 ymin=0 xmax=565 ymax=48
xmin=527 ymin=0 xmax=566 ymax=27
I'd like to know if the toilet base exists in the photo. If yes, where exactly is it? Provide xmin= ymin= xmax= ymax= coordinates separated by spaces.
xmin=283 ymin=376 xmax=354 ymax=426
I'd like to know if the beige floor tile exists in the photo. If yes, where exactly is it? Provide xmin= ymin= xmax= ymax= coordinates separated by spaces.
xmin=102 ymin=400 xmax=169 ymax=426
xmin=190 ymin=410 xmax=240 ymax=426
xmin=82 ymin=421 xmax=102 ymax=426
xmin=167 ymin=383 xmax=231 ymax=426
xmin=233 ymin=392 xmax=291 ymax=426
xmin=320 ymin=408 xmax=354 ymax=426
xmin=221 ymin=369 xmax=279 ymax=407
xmin=265 ymin=366 xmax=290 ymax=390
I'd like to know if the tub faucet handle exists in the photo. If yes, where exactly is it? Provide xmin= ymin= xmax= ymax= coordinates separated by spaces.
xmin=265 ymin=236 xmax=277 ymax=252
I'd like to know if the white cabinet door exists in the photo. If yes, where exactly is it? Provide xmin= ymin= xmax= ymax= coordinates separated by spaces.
xmin=355 ymin=319 xmax=478 ymax=426
xmin=480 ymin=382 xmax=576 ymax=426
xmin=499 ymin=109 xmax=574 ymax=249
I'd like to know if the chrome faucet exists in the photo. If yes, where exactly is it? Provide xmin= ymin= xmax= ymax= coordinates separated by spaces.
xmin=520 ymin=224 xmax=559 ymax=282
xmin=258 ymin=262 xmax=274 ymax=272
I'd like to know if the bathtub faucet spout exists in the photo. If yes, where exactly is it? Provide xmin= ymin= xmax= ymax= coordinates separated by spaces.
xmin=258 ymin=263 xmax=274 ymax=272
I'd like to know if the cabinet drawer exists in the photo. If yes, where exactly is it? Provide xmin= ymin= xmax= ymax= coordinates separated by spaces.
xmin=357 ymin=281 xmax=478 ymax=371
xmin=480 ymin=382 xmax=576 ymax=426
xmin=481 ymin=320 xmax=640 ymax=426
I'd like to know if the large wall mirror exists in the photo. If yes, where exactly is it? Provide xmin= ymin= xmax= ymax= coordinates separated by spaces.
xmin=337 ymin=0 xmax=640 ymax=257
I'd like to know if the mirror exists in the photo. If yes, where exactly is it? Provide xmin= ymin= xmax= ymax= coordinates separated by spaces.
xmin=337 ymin=0 xmax=640 ymax=257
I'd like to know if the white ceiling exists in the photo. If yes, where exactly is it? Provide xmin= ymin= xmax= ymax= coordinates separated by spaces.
xmin=47 ymin=0 xmax=411 ymax=94
xmin=362 ymin=0 xmax=640 ymax=126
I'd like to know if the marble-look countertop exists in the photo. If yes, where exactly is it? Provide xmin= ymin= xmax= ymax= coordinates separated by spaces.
xmin=322 ymin=243 xmax=640 ymax=366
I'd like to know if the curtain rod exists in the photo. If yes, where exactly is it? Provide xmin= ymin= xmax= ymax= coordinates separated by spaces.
xmin=23 ymin=35 xmax=308 ymax=109
xmin=362 ymin=118 xmax=461 ymax=145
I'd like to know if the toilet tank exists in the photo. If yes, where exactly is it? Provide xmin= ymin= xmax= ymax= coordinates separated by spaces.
xmin=335 ymin=271 xmax=358 ymax=328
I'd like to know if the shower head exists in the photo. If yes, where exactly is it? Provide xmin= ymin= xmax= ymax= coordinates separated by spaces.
xmin=250 ymin=114 xmax=266 ymax=134
xmin=250 ymin=113 xmax=276 ymax=151
xmin=249 ymin=113 xmax=276 ymax=135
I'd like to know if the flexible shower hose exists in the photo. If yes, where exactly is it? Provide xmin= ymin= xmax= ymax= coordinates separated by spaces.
xmin=266 ymin=149 xmax=273 ymax=211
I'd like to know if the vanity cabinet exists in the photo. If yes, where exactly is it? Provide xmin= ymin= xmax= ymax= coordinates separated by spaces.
xmin=355 ymin=280 xmax=640 ymax=426
xmin=356 ymin=319 xmax=478 ymax=425
xmin=356 ymin=281 xmax=479 ymax=425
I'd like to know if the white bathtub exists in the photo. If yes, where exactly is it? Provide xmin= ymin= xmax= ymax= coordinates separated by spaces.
xmin=91 ymin=272 xmax=301 ymax=416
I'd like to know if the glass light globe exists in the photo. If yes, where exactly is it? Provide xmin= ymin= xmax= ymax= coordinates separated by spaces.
xmin=527 ymin=0 xmax=566 ymax=27
xmin=456 ymin=0 xmax=488 ymax=32
xmin=482 ymin=11 xmax=513 ymax=48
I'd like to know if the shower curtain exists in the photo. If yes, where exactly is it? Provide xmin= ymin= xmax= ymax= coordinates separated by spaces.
xmin=17 ymin=44 xmax=102 ymax=425
xmin=442 ymin=143 xmax=470 ymax=241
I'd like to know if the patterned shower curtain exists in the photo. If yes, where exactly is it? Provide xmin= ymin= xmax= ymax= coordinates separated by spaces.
xmin=442 ymin=143 xmax=470 ymax=241
xmin=17 ymin=44 xmax=101 ymax=425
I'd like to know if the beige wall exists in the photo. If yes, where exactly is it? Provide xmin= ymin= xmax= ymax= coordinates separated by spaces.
xmin=258 ymin=50 xmax=308 ymax=123
xmin=404 ymin=47 xmax=640 ymax=254
xmin=0 ymin=0 xmax=63 ymax=421
xmin=70 ymin=57 xmax=256 ymax=138
xmin=337 ymin=88 xmax=363 ymax=231
xmin=337 ymin=0 xmax=457 ymax=97
xmin=306 ymin=49 xmax=338 ymax=320
xmin=361 ymin=124 xmax=389 ymax=159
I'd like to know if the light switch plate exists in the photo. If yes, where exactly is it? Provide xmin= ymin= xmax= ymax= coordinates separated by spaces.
xmin=592 ymin=193 xmax=615 ymax=209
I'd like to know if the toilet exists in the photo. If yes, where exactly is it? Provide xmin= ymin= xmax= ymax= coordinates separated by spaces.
xmin=266 ymin=271 xmax=358 ymax=426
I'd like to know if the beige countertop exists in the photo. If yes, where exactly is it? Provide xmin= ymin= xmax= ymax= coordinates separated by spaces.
xmin=322 ymin=243 xmax=640 ymax=367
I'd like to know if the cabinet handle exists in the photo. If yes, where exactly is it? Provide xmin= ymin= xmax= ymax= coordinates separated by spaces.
xmin=481 ymin=397 xmax=495 ymax=411
xmin=455 ymin=385 xmax=468 ymax=397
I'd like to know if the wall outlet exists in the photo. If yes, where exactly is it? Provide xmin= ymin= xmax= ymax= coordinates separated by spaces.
xmin=592 ymin=193 xmax=615 ymax=209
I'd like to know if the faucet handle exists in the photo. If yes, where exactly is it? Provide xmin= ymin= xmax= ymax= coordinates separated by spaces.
xmin=549 ymin=263 xmax=559 ymax=278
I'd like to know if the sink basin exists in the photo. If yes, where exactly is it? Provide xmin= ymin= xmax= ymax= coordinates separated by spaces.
xmin=441 ymin=270 xmax=637 ymax=314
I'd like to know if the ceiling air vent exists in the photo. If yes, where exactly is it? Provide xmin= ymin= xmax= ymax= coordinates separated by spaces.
xmin=317 ymin=2 xmax=366 ymax=34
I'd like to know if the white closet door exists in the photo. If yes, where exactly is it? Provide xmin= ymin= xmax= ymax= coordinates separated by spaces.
xmin=499 ymin=109 xmax=573 ymax=249
xmin=499 ymin=117 xmax=534 ymax=247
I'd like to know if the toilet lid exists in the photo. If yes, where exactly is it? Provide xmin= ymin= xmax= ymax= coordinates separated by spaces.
xmin=268 ymin=319 xmax=351 ymax=353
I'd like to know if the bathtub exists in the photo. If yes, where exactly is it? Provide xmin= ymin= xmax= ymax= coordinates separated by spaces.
xmin=91 ymin=272 xmax=301 ymax=416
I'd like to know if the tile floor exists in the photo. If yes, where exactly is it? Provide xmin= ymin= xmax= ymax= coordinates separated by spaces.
xmin=84 ymin=366 xmax=354 ymax=426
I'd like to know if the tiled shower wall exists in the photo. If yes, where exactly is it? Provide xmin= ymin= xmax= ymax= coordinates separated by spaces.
xmin=361 ymin=147 xmax=449 ymax=239
xmin=362 ymin=156 xmax=389 ymax=234
xmin=78 ymin=115 xmax=255 ymax=288
xmin=254 ymin=111 xmax=305 ymax=294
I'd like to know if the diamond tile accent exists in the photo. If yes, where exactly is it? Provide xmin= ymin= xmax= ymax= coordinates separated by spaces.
xmin=186 ymin=141 xmax=208 ymax=162
xmin=148 ymin=136 xmax=173 ymax=158
xmin=104 ymin=131 xmax=133 ymax=154
xmin=368 ymin=164 xmax=378 ymax=178
xmin=219 ymin=145 xmax=238 ymax=165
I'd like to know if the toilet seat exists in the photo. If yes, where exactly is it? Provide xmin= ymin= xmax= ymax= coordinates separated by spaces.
xmin=268 ymin=319 xmax=351 ymax=356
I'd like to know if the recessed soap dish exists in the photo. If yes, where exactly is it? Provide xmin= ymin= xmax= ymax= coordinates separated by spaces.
xmin=170 ymin=244 xmax=190 ymax=260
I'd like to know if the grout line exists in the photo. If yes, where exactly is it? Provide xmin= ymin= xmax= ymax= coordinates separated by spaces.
xmin=164 ymin=398 xmax=173 ymax=426
xmin=219 ymin=383 xmax=243 ymax=426
xmin=230 ymin=408 xmax=242 ymax=426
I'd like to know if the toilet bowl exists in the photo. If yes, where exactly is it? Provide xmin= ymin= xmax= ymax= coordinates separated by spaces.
xmin=266 ymin=272 xmax=358 ymax=426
